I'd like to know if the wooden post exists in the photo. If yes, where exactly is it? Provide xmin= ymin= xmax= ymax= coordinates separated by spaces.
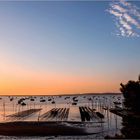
xmin=92 ymin=99 xmax=93 ymax=110
xmin=3 ymin=101 xmax=5 ymax=121
xmin=38 ymin=110 xmax=41 ymax=122
xmin=115 ymin=114 xmax=118 ymax=131
xmin=107 ymin=106 xmax=109 ymax=131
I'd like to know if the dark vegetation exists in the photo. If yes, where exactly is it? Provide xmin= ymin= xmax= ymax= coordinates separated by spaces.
xmin=120 ymin=75 xmax=140 ymax=112
xmin=106 ymin=75 xmax=140 ymax=139
xmin=120 ymin=75 xmax=140 ymax=139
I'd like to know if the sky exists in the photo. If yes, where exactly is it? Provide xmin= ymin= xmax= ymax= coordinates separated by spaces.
xmin=0 ymin=1 xmax=140 ymax=95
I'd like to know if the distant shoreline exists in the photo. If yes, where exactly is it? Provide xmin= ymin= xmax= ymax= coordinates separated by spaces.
xmin=0 ymin=92 xmax=121 ymax=97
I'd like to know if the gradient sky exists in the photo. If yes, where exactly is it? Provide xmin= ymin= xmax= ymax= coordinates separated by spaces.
xmin=0 ymin=1 xmax=140 ymax=95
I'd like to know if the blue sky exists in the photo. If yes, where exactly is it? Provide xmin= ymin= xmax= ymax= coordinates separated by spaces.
xmin=0 ymin=1 xmax=140 ymax=95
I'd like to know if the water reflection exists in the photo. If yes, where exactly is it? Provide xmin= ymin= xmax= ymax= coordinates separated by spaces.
xmin=0 ymin=94 xmax=123 ymax=138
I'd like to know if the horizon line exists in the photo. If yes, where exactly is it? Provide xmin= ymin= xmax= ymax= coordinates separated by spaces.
xmin=0 ymin=92 xmax=121 ymax=96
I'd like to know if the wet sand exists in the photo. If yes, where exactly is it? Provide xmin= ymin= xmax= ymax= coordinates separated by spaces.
xmin=0 ymin=121 xmax=102 ymax=136
xmin=0 ymin=94 xmax=123 ymax=138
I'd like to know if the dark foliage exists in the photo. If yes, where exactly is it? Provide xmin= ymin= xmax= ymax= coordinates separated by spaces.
xmin=121 ymin=116 xmax=140 ymax=139
xmin=105 ymin=75 xmax=140 ymax=139
xmin=119 ymin=75 xmax=140 ymax=139
xmin=120 ymin=75 xmax=140 ymax=112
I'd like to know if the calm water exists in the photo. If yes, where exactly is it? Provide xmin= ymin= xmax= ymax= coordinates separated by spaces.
xmin=0 ymin=94 xmax=123 ymax=139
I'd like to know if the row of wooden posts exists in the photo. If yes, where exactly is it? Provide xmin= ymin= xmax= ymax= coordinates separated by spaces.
xmin=2 ymin=98 xmax=118 ymax=128
xmin=40 ymin=108 xmax=69 ymax=121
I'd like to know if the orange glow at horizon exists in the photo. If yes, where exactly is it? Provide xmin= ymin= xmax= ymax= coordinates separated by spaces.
xmin=0 ymin=74 xmax=119 ymax=95
xmin=0 ymin=1 xmax=140 ymax=96
xmin=0 ymin=57 xmax=119 ymax=95
xmin=0 ymin=76 xmax=119 ymax=95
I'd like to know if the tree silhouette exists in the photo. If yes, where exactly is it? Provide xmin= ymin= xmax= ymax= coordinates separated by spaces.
xmin=120 ymin=75 xmax=140 ymax=139
xmin=120 ymin=75 xmax=140 ymax=113
xmin=139 ymin=75 xmax=140 ymax=82
xmin=105 ymin=75 xmax=140 ymax=139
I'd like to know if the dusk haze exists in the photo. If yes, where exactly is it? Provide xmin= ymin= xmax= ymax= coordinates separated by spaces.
xmin=0 ymin=1 xmax=140 ymax=139
xmin=0 ymin=1 xmax=140 ymax=95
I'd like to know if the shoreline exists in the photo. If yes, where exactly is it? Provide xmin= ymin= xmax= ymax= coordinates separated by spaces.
xmin=0 ymin=93 xmax=121 ymax=97
xmin=0 ymin=121 xmax=102 ymax=136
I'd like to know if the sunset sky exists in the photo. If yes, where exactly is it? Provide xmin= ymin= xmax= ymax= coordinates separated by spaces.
xmin=0 ymin=1 xmax=140 ymax=95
